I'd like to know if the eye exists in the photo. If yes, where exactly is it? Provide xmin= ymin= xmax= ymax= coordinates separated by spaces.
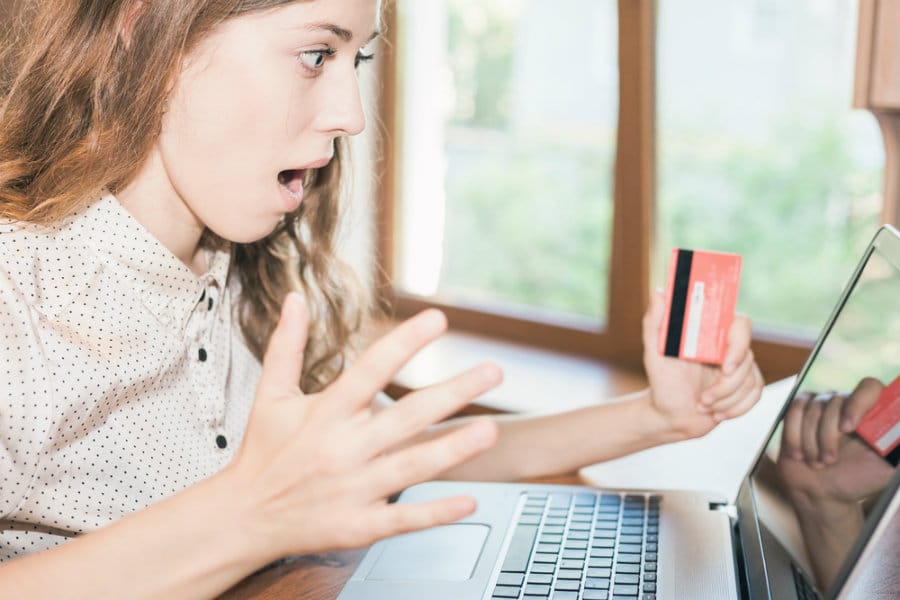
xmin=354 ymin=51 xmax=375 ymax=69
xmin=298 ymin=48 xmax=335 ymax=72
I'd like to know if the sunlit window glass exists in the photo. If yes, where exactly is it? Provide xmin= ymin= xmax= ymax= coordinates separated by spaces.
xmin=395 ymin=0 xmax=619 ymax=326
xmin=656 ymin=0 xmax=884 ymax=337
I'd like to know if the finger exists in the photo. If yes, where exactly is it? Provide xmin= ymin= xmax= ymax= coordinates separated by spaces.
xmin=367 ymin=495 xmax=478 ymax=542
xmin=258 ymin=292 xmax=309 ymax=395
xmin=721 ymin=315 xmax=752 ymax=375
xmin=329 ymin=309 xmax=448 ymax=415
xmin=783 ymin=392 xmax=811 ymax=461
xmin=840 ymin=377 xmax=884 ymax=433
xmin=703 ymin=349 xmax=755 ymax=409
xmin=714 ymin=363 xmax=764 ymax=421
xmin=363 ymin=419 xmax=499 ymax=501
xmin=362 ymin=363 xmax=503 ymax=457
xmin=818 ymin=393 xmax=846 ymax=465
xmin=801 ymin=394 xmax=829 ymax=466
xmin=642 ymin=289 xmax=666 ymax=354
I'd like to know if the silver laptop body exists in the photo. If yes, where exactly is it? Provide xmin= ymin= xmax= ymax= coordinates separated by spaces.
xmin=339 ymin=226 xmax=900 ymax=600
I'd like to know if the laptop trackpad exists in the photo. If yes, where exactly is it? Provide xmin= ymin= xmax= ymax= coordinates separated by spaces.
xmin=366 ymin=523 xmax=491 ymax=581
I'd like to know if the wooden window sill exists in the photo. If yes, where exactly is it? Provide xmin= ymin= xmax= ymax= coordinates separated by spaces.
xmin=362 ymin=320 xmax=649 ymax=415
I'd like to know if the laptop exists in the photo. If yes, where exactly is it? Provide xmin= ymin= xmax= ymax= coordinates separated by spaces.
xmin=338 ymin=225 xmax=900 ymax=600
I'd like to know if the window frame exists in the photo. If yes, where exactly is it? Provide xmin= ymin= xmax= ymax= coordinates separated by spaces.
xmin=374 ymin=0 xmax=841 ymax=381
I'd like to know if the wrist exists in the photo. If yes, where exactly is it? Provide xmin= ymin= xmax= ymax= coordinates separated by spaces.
xmin=634 ymin=389 xmax=690 ymax=446
xmin=211 ymin=463 xmax=286 ymax=568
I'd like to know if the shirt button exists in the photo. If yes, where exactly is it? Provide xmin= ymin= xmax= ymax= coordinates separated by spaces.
xmin=216 ymin=435 xmax=227 ymax=449
xmin=198 ymin=348 xmax=208 ymax=362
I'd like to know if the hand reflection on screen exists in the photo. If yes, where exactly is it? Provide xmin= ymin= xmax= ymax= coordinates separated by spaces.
xmin=776 ymin=377 xmax=896 ymax=591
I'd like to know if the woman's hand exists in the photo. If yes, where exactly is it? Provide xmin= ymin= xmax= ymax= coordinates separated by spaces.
xmin=642 ymin=289 xmax=764 ymax=439
xmin=777 ymin=379 xmax=894 ymax=504
xmin=227 ymin=293 xmax=502 ymax=563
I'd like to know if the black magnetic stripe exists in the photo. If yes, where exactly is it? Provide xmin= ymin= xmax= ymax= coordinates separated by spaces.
xmin=664 ymin=249 xmax=694 ymax=357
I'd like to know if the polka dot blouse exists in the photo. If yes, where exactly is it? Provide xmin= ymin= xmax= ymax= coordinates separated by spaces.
xmin=0 ymin=194 xmax=261 ymax=559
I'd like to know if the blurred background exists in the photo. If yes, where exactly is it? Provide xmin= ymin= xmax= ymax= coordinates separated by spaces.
xmin=369 ymin=0 xmax=900 ymax=383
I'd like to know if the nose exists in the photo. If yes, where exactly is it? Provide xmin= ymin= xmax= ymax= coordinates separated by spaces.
xmin=316 ymin=63 xmax=367 ymax=137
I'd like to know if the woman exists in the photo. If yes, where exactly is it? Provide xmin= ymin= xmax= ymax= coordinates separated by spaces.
xmin=0 ymin=0 xmax=763 ymax=597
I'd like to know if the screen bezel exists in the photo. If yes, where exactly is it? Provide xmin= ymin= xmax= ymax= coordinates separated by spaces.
xmin=734 ymin=225 xmax=900 ymax=600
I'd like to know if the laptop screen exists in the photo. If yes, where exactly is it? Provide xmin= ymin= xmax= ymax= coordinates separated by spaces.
xmin=745 ymin=228 xmax=900 ymax=597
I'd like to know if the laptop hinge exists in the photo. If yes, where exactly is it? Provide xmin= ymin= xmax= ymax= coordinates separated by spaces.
xmin=709 ymin=502 xmax=738 ymax=520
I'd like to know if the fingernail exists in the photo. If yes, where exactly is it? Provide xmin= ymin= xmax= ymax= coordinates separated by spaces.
xmin=840 ymin=417 xmax=854 ymax=433
xmin=713 ymin=413 xmax=724 ymax=422
xmin=823 ymin=452 xmax=835 ymax=464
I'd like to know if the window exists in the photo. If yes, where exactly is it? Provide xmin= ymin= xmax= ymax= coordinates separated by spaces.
xmin=657 ymin=0 xmax=883 ymax=337
xmin=392 ymin=0 xmax=619 ymax=328
xmin=377 ymin=0 xmax=888 ymax=379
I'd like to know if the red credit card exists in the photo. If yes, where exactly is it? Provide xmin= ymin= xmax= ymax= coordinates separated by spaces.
xmin=658 ymin=248 xmax=742 ymax=365
xmin=857 ymin=375 xmax=900 ymax=460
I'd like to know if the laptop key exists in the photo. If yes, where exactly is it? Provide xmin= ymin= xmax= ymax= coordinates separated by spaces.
xmin=540 ymin=534 xmax=563 ymax=544
xmin=618 ymin=544 xmax=642 ymax=554
xmin=562 ymin=549 xmax=586 ymax=560
xmin=557 ymin=569 xmax=583 ymax=580
xmin=527 ymin=574 xmax=553 ymax=585
xmin=615 ymin=574 xmax=640 ymax=585
xmin=564 ymin=540 xmax=588 ymax=550
xmin=554 ymin=579 xmax=580 ymax=591
xmin=619 ymin=535 xmax=642 ymax=545
xmin=531 ymin=563 xmax=555 ymax=574
xmin=643 ymin=583 xmax=657 ymax=592
xmin=500 ymin=524 xmax=538 ymax=573
xmin=643 ymin=595 xmax=656 ymax=600
xmin=617 ymin=554 xmax=641 ymax=564
xmin=550 ymin=593 xmax=579 ymax=600
xmin=588 ymin=558 xmax=613 ymax=569
xmin=497 ymin=572 xmax=525 ymax=586
xmin=643 ymin=573 xmax=656 ymax=582
xmin=533 ymin=552 xmax=558 ymax=563
xmin=492 ymin=585 xmax=521 ymax=598
xmin=583 ymin=591 xmax=609 ymax=600
xmin=559 ymin=559 xmax=584 ymax=570
xmin=519 ymin=514 xmax=541 ymax=525
xmin=616 ymin=563 xmax=640 ymax=574
xmin=591 ymin=548 xmax=614 ymax=558
xmin=523 ymin=584 xmax=551 ymax=596
xmin=548 ymin=493 xmax=572 ymax=508
xmin=587 ymin=568 xmax=611 ymax=578
xmin=644 ymin=552 xmax=658 ymax=562
xmin=644 ymin=561 xmax=658 ymax=572
xmin=585 ymin=577 xmax=611 ymax=589
xmin=612 ymin=584 xmax=639 ymax=596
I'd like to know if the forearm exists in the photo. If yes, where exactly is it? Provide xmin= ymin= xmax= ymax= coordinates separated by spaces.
xmin=0 ymin=468 xmax=265 ymax=600
xmin=431 ymin=389 xmax=685 ymax=481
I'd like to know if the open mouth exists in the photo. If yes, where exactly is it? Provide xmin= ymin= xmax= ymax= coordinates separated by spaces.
xmin=278 ymin=169 xmax=305 ymax=199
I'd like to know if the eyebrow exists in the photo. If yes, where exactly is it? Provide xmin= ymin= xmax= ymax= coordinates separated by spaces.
xmin=305 ymin=22 xmax=381 ymax=44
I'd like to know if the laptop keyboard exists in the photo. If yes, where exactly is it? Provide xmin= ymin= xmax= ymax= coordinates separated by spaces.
xmin=491 ymin=491 xmax=660 ymax=600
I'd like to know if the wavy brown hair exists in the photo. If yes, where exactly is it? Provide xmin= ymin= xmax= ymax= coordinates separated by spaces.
xmin=0 ymin=0 xmax=368 ymax=392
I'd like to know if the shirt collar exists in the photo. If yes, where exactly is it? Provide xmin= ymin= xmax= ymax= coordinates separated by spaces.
xmin=54 ymin=193 xmax=231 ymax=332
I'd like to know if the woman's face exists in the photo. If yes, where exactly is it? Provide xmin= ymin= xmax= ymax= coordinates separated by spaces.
xmin=153 ymin=0 xmax=378 ymax=243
